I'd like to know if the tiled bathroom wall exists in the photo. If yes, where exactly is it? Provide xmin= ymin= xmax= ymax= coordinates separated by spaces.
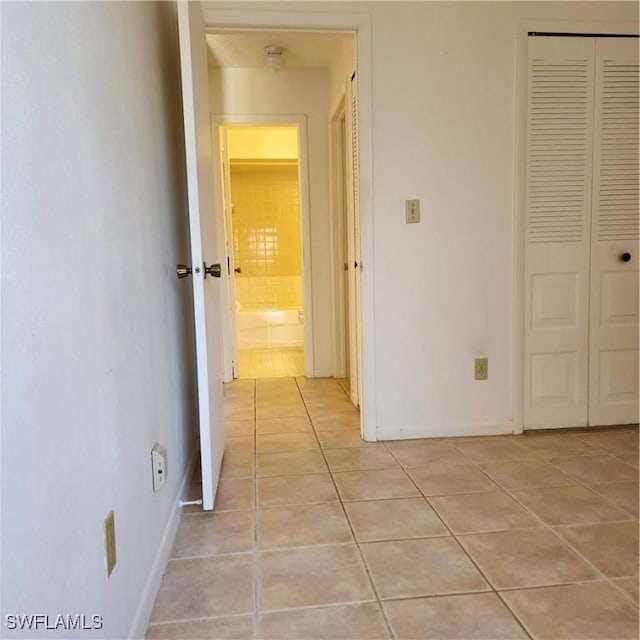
xmin=231 ymin=162 xmax=302 ymax=311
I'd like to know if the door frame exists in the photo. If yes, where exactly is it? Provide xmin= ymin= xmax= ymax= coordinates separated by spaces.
xmin=211 ymin=114 xmax=315 ymax=379
xmin=329 ymin=97 xmax=348 ymax=380
xmin=513 ymin=18 xmax=639 ymax=432
xmin=204 ymin=7 xmax=376 ymax=442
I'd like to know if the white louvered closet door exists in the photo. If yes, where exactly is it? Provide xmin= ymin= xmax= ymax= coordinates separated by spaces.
xmin=345 ymin=72 xmax=361 ymax=408
xmin=524 ymin=37 xmax=595 ymax=428
xmin=588 ymin=38 xmax=639 ymax=426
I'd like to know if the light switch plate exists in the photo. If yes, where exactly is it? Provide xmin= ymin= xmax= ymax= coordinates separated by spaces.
xmin=406 ymin=200 xmax=420 ymax=223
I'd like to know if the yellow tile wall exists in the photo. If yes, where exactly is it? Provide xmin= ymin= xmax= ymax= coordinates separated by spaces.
xmin=231 ymin=162 xmax=303 ymax=311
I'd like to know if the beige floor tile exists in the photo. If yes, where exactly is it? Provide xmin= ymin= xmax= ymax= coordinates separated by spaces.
xmin=386 ymin=441 xmax=470 ymax=467
xmin=613 ymin=577 xmax=639 ymax=604
xmin=324 ymin=447 xmax=398 ymax=472
xmin=454 ymin=438 xmax=535 ymax=463
xmin=261 ymin=603 xmax=389 ymax=640
xmin=302 ymin=400 xmax=360 ymax=418
xmin=575 ymin=431 xmax=640 ymax=456
xmin=259 ymin=544 xmax=374 ymax=610
xmin=479 ymin=459 xmax=575 ymax=490
xmin=256 ymin=432 xmax=318 ymax=454
xmin=459 ymin=528 xmax=598 ymax=589
xmin=304 ymin=394 xmax=354 ymax=408
xmin=614 ymin=453 xmax=640 ymax=469
xmin=257 ymin=503 xmax=352 ymax=549
xmin=256 ymin=403 xmax=307 ymax=419
xmin=383 ymin=593 xmax=527 ymax=640
xmin=344 ymin=498 xmax=448 ymax=542
xmin=149 ymin=556 xmax=254 ymax=623
xmin=360 ymin=537 xmax=488 ymax=599
xmin=256 ymin=393 xmax=304 ymax=407
xmin=333 ymin=468 xmax=420 ymax=502
xmin=171 ymin=512 xmax=254 ymax=558
xmin=517 ymin=433 xmax=599 ymax=458
xmin=430 ymin=491 xmax=539 ymax=533
xmin=146 ymin=616 xmax=255 ymax=640
xmin=220 ymin=452 xmax=254 ymax=479
xmin=591 ymin=482 xmax=639 ymax=517
xmin=501 ymin=582 xmax=639 ymax=640
xmin=549 ymin=454 xmax=638 ymax=485
xmin=311 ymin=413 xmax=361 ymax=431
xmin=317 ymin=429 xmax=371 ymax=449
xmin=256 ymin=416 xmax=311 ymax=434
xmin=257 ymin=473 xmax=338 ymax=507
xmin=214 ymin=478 xmax=254 ymax=511
xmin=224 ymin=419 xmax=254 ymax=437
xmin=224 ymin=378 xmax=254 ymax=394
xmin=223 ymin=407 xmax=255 ymax=421
xmin=555 ymin=522 xmax=639 ymax=577
xmin=225 ymin=437 xmax=254 ymax=456
xmin=256 ymin=450 xmax=327 ymax=477
xmin=512 ymin=485 xmax=629 ymax=525
xmin=407 ymin=463 xmax=498 ymax=495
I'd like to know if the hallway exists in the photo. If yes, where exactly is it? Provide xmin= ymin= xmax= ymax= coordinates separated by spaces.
xmin=147 ymin=378 xmax=639 ymax=639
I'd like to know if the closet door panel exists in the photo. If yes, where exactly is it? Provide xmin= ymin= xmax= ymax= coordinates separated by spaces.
xmin=524 ymin=37 xmax=595 ymax=428
xmin=588 ymin=37 xmax=640 ymax=426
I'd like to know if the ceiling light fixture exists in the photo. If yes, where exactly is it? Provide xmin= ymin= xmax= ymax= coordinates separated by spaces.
xmin=263 ymin=45 xmax=285 ymax=72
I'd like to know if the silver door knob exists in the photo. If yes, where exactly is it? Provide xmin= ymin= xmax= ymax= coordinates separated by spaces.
xmin=176 ymin=264 xmax=192 ymax=279
xmin=204 ymin=262 xmax=222 ymax=278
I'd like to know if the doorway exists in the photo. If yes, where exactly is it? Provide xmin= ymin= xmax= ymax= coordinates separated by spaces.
xmin=222 ymin=124 xmax=305 ymax=379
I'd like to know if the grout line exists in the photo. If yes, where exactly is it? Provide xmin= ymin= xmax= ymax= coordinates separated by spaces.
xmin=382 ymin=443 xmax=535 ymax=640
xmin=437 ymin=439 xmax=637 ymax=633
xmin=251 ymin=378 xmax=261 ymax=640
xmin=294 ymin=376 xmax=397 ymax=640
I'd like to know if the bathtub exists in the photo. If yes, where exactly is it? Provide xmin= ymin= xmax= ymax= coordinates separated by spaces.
xmin=236 ymin=309 xmax=303 ymax=349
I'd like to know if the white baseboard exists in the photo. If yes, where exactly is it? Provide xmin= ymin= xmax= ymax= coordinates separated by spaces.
xmin=128 ymin=449 xmax=198 ymax=639
xmin=376 ymin=422 xmax=515 ymax=441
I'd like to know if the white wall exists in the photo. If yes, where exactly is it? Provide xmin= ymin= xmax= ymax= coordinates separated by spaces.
xmin=329 ymin=35 xmax=356 ymax=114
xmin=210 ymin=67 xmax=333 ymax=376
xmin=1 ymin=2 xmax=196 ymax=637
xmin=205 ymin=1 xmax=638 ymax=439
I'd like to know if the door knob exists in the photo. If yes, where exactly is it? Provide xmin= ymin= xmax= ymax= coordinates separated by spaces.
xmin=176 ymin=264 xmax=192 ymax=279
xmin=234 ymin=267 xmax=242 ymax=274
xmin=620 ymin=252 xmax=632 ymax=263
xmin=204 ymin=262 xmax=222 ymax=278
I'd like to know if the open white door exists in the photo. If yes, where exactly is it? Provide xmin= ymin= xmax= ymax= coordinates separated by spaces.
xmin=177 ymin=0 xmax=224 ymax=511
xmin=219 ymin=127 xmax=238 ymax=379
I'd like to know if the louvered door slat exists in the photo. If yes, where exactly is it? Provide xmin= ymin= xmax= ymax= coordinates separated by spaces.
xmin=526 ymin=40 xmax=594 ymax=244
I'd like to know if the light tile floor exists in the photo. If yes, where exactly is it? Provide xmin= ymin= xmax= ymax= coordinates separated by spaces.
xmin=237 ymin=348 xmax=304 ymax=380
xmin=147 ymin=377 xmax=639 ymax=640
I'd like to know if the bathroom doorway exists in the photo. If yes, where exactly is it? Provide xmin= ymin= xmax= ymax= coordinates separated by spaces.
xmin=222 ymin=124 xmax=305 ymax=379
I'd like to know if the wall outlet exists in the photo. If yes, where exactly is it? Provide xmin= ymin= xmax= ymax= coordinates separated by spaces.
xmin=405 ymin=199 xmax=420 ymax=223
xmin=151 ymin=443 xmax=167 ymax=492
xmin=103 ymin=511 xmax=116 ymax=577
xmin=475 ymin=357 xmax=488 ymax=380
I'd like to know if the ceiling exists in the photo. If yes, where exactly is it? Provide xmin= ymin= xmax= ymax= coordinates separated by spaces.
xmin=205 ymin=30 xmax=353 ymax=70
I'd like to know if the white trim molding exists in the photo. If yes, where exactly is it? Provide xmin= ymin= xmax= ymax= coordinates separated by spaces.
xmin=377 ymin=422 xmax=516 ymax=442
xmin=203 ymin=6 xmax=377 ymax=443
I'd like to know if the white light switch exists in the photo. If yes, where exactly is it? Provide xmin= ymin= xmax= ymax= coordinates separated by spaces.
xmin=406 ymin=199 xmax=420 ymax=223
